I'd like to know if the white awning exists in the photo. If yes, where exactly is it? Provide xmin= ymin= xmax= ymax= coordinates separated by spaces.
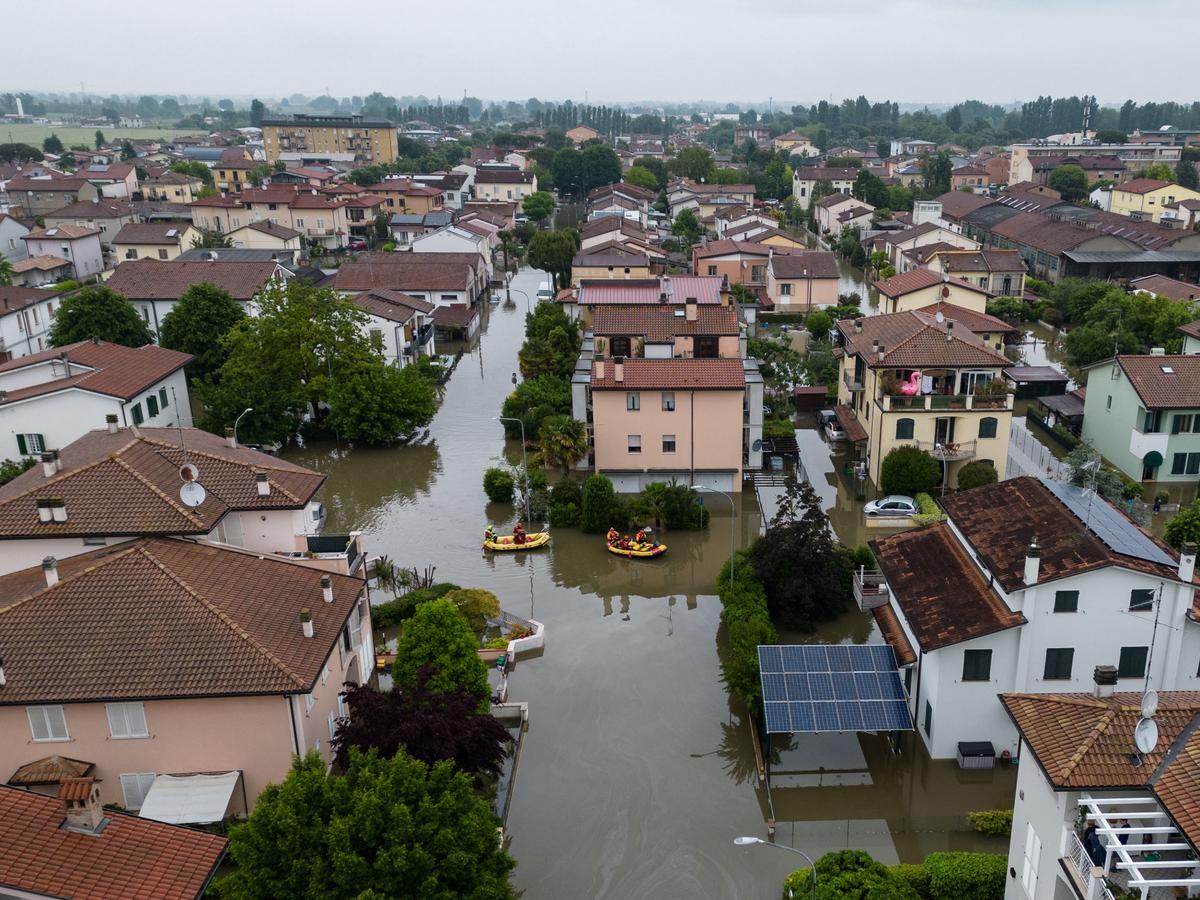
xmin=138 ymin=772 xmax=240 ymax=825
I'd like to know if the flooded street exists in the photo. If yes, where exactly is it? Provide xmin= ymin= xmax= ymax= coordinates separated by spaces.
xmin=285 ymin=266 xmax=1015 ymax=899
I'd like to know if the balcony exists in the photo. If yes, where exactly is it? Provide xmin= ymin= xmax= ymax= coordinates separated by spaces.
xmin=275 ymin=532 xmax=363 ymax=576
xmin=916 ymin=439 xmax=977 ymax=460
xmin=853 ymin=569 xmax=890 ymax=611
xmin=406 ymin=323 xmax=434 ymax=354
xmin=843 ymin=369 xmax=864 ymax=392
xmin=879 ymin=393 xmax=1013 ymax=412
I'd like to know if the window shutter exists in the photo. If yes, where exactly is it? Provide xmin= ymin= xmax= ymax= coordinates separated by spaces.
xmin=106 ymin=703 xmax=125 ymax=737
xmin=16 ymin=434 xmax=26 ymax=456
xmin=28 ymin=707 xmax=48 ymax=741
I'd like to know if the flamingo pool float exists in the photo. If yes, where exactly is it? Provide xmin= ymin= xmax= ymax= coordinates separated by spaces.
xmin=898 ymin=371 xmax=922 ymax=396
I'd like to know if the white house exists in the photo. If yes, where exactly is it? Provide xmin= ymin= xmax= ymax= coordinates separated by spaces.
xmin=866 ymin=476 xmax=1200 ymax=760
xmin=22 ymin=226 xmax=104 ymax=282
xmin=348 ymin=290 xmax=436 ymax=368
xmin=473 ymin=167 xmax=537 ymax=202
xmin=791 ymin=167 xmax=859 ymax=210
xmin=410 ymin=225 xmax=493 ymax=279
xmin=0 ymin=287 xmax=61 ymax=360
xmin=1001 ymin=689 xmax=1200 ymax=900
xmin=0 ymin=213 xmax=30 ymax=263
xmin=0 ymin=340 xmax=193 ymax=464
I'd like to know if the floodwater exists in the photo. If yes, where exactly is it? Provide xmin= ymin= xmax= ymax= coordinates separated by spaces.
xmin=284 ymin=266 xmax=1016 ymax=899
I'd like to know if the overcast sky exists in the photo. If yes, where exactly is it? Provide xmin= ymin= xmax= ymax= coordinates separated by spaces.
xmin=10 ymin=0 xmax=1193 ymax=107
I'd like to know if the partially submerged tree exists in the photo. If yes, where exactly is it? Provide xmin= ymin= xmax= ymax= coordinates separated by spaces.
xmin=48 ymin=286 xmax=154 ymax=348
xmin=392 ymin=598 xmax=490 ymax=700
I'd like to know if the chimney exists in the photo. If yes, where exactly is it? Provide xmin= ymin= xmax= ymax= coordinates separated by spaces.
xmin=1023 ymin=540 xmax=1041 ymax=586
xmin=1179 ymin=541 xmax=1197 ymax=583
xmin=321 ymin=573 xmax=333 ymax=603
xmin=853 ymin=318 xmax=863 ymax=333
xmin=49 ymin=499 xmax=67 ymax=524
xmin=105 ymin=413 xmax=118 ymax=434
xmin=225 ymin=427 xmax=237 ymax=449
xmin=614 ymin=356 xmax=625 ymax=383
xmin=1093 ymin=665 xmax=1118 ymax=699
xmin=876 ymin=343 xmax=886 ymax=363
xmin=60 ymin=777 xmax=105 ymax=834
xmin=595 ymin=359 xmax=605 ymax=380
xmin=36 ymin=499 xmax=53 ymax=524
xmin=42 ymin=556 xmax=58 ymax=587
xmin=41 ymin=452 xmax=56 ymax=478
xmin=255 ymin=473 xmax=270 ymax=496
xmin=685 ymin=297 xmax=698 ymax=322
xmin=300 ymin=608 xmax=314 ymax=638
xmin=49 ymin=449 xmax=60 ymax=472
xmin=945 ymin=320 xmax=954 ymax=342
xmin=0 ymin=656 xmax=5 ymax=687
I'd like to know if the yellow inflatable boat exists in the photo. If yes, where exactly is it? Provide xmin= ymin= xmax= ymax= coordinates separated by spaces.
xmin=483 ymin=531 xmax=551 ymax=551
xmin=606 ymin=540 xmax=667 ymax=559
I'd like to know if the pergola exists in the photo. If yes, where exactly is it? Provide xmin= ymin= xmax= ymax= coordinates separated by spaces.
xmin=1076 ymin=793 xmax=1200 ymax=898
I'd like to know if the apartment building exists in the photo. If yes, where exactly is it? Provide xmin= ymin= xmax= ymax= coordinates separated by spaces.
xmin=261 ymin=113 xmax=398 ymax=164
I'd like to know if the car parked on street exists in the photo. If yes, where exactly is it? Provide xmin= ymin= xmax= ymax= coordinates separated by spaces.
xmin=863 ymin=495 xmax=918 ymax=517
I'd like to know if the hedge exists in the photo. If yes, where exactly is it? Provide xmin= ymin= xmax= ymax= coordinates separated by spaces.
xmin=966 ymin=809 xmax=1013 ymax=837
xmin=890 ymin=863 xmax=931 ymax=898
xmin=371 ymin=582 xmax=461 ymax=630
xmin=781 ymin=851 xmax=1005 ymax=900
xmin=924 ymin=852 xmax=1006 ymax=900
xmin=717 ymin=551 xmax=776 ymax=712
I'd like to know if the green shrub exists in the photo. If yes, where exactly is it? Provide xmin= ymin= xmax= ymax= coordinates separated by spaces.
xmin=0 ymin=457 xmax=34 ymax=487
xmin=763 ymin=418 xmax=796 ymax=439
xmin=547 ymin=478 xmax=583 ymax=527
xmin=891 ymin=863 xmax=932 ymax=898
xmin=966 ymin=809 xmax=1013 ymax=837
xmin=880 ymin=445 xmax=942 ymax=496
xmin=443 ymin=588 xmax=500 ymax=635
xmin=805 ymin=309 xmax=833 ymax=340
xmin=371 ymin=582 xmax=460 ymax=630
xmin=911 ymin=492 xmax=947 ymax=526
xmin=956 ymin=461 xmax=998 ymax=491
xmin=784 ymin=850 xmax=921 ymax=899
xmin=716 ymin=553 xmax=776 ymax=712
xmin=580 ymin=474 xmax=620 ymax=534
xmin=924 ymin=852 xmax=1006 ymax=900
xmin=848 ymin=545 xmax=875 ymax=570
xmin=483 ymin=467 xmax=515 ymax=503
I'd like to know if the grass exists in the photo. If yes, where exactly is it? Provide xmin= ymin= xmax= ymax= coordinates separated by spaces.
xmin=1 ymin=124 xmax=206 ymax=148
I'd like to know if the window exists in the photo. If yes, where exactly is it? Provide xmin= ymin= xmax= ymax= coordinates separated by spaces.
xmin=1171 ymin=452 xmax=1200 ymax=476
xmin=707 ymin=265 xmax=717 ymax=276
xmin=1118 ymin=646 xmax=1149 ymax=679
xmin=157 ymin=248 xmax=169 ymax=260
xmin=159 ymin=387 xmax=169 ymax=409
xmin=662 ymin=392 xmax=675 ymax=412
xmin=895 ymin=418 xmax=914 ymax=440
xmin=106 ymin=702 xmax=148 ymax=739
xmin=305 ymin=691 xmax=315 ymax=714
xmin=627 ymin=435 xmax=641 ymax=453
xmin=961 ymin=649 xmax=992 ymax=682
xmin=978 ymin=417 xmax=998 ymax=439
xmin=82 ymin=536 xmax=107 ymax=546
xmin=131 ymin=403 xmax=144 ymax=426
xmin=27 ymin=705 xmax=68 ymax=742
xmin=923 ymin=700 xmax=932 ymax=737
xmin=1172 ymin=413 xmax=1193 ymax=434
xmin=662 ymin=434 xmax=676 ymax=453
xmin=626 ymin=392 xmax=640 ymax=411
xmin=1130 ymin=589 xmax=1155 ymax=611
xmin=1053 ymin=590 xmax=1079 ymax=613
xmin=120 ymin=773 xmax=157 ymax=810
xmin=146 ymin=395 xmax=159 ymax=417
xmin=1043 ymin=648 xmax=1074 ymax=680
xmin=1141 ymin=408 xmax=1163 ymax=433
xmin=16 ymin=433 xmax=45 ymax=456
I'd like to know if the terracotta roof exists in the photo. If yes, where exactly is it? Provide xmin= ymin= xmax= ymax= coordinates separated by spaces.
xmin=1133 ymin=275 xmax=1200 ymax=303
xmin=873 ymin=267 xmax=991 ymax=299
xmin=25 ymin=225 xmax=98 ymax=241
xmin=833 ymin=403 xmax=867 ymax=442
xmin=743 ymin=225 xmax=807 ymax=246
xmin=1116 ymin=178 xmax=1175 ymax=195
xmin=871 ymin=524 xmax=1026 ymax=652
xmin=0 ymin=340 xmax=191 ymax=406
xmin=871 ymin=603 xmax=916 ymax=667
xmin=0 ymin=286 xmax=59 ymax=316
xmin=988 ymin=212 xmax=1108 ymax=255
xmin=935 ymin=249 xmax=1026 ymax=274
xmin=431 ymin=303 xmax=477 ymax=327
xmin=592 ymin=304 xmax=739 ymax=341
xmin=913 ymin=303 xmax=1017 ymax=335
xmin=334 ymin=257 xmax=472 ymax=292
xmin=351 ymin=289 xmax=434 ymax=322
xmin=591 ymin=357 xmax=744 ymax=390
xmin=1180 ymin=321 xmax=1200 ymax=341
xmin=770 ymin=251 xmax=840 ymax=279
xmin=111 ymin=223 xmax=191 ymax=245
xmin=793 ymin=167 xmax=859 ymax=181
xmin=475 ymin=169 xmax=534 ymax=184
xmin=11 ymin=255 xmax=70 ymax=273
xmin=242 ymin=220 xmax=301 ymax=239
xmin=933 ymin=190 xmax=995 ymax=220
xmin=0 ymin=537 xmax=365 ymax=704
xmin=692 ymin=239 xmax=772 ymax=260
xmin=0 ymin=426 xmax=324 ymax=538
xmin=57 ymin=776 xmax=95 ymax=802
xmin=8 ymin=755 xmax=94 ymax=786
xmin=1108 ymin=355 xmax=1200 ymax=409
xmin=938 ymin=476 xmax=1180 ymax=593
xmin=580 ymin=217 xmax=649 ymax=240
xmin=105 ymin=259 xmax=282 ymax=300
xmin=0 ymin=783 xmax=227 ymax=900
xmin=44 ymin=199 xmax=132 ymax=219
xmin=580 ymin=276 xmax=722 ymax=306
xmin=838 ymin=309 xmax=1009 ymax=368
xmin=815 ymin=193 xmax=860 ymax=209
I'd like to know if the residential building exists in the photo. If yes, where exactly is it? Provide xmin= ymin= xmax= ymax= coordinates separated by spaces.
xmin=410 ymin=225 xmax=494 ymax=278
xmin=815 ymin=193 xmax=875 ymax=237
xmin=692 ymin=240 xmax=772 ymax=291
xmin=5 ymin=175 xmax=91 ymax=219
xmin=22 ymin=226 xmax=104 ymax=281
xmin=666 ymin=180 xmax=756 ymax=220
xmin=791 ymin=167 xmax=858 ymax=210
xmin=873 ymin=267 xmax=993 ymax=314
xmin=867 ymin=476 xmax=1200 ymax=759
xmin=1009 ymin=143 xmax=1180 ymax=184
xmin=364 ymin=178 xmax=445 ymax=214
xmin=733 ymin=124 xmax=770 ymax=146
xmin=713 ymin=206 xmax=776 ymax=239
xmin=10 ymin=255 xmax=72 ymax=287
xmin=0 ymin=286 xmax=60 ymax=360
xmin=765 ymin=251 xmax=840 ymax=311
xmin=772 ymin=132 xmax=818 ymax=157
xmin=873 ymin=221 xmax=979 ymax=271
xmin=1134 ymin=274 xmax=1200 ymax=304
xmin=333 ymin=252 xmax=487 ymax=306
xmin=44 ymin=198 xmax=135 ymax=253
xmin=921 ymin=248 xmax=1027 ymax=297
xmin=105 ymin=258 xmax=288 ymax=338
xmin=0 ymin=341 xmax=193 ymax=461
xmin=726 ymin=223 xmax=808 ymax=251
xmin=389 ymin=211 xmax=452 ymax=248
xmin=0 ymin=538 xmax=372 ymax=810
xmin=110 ymin=222 xmax=199 ymax=264
xmin=350 ymin=290 xmax=437 ymax=367
xmin=950 ymin=165 xmax=990 ymax=191
xmin=834 ymin=308 xmax=1013 ymax=488
xmin=1162 ymin=197 xmax=1200 ymax=230
xmin=71 ymin=162 xmax=139 ymax=198
xmin=579 ymin=217 xmax=657 ymax=254
xmin=0 ymin=783 xmax=227 ymax=899
xmin=566 ymin=274 xmax=726 ymax=326
xmin=261 ymin=114 xmax=398 ymax=164
xmin=225 ymin=220 xmax=303 ymax=251
xmin=1109 ymin=177 xmax=1200 ymax=223
xmin=473 ymin=168 xmax=537 ymax=202
xmin=0 ymin=213 xmax=30 ymax=262
xmin=565 ymin=125 xmax=601 ymax=145
xmin=1001 ymin=690 xmax=1200 ymax=900
xmin=591 ymin=299 xmax=742 ymax=361
xmin=923 ymin=192 xmax=996 ymax=233
xmin=142 ymin=170 xmax=205 ymax=203
xmin=572 ymin=247 xmax=653 ymax=284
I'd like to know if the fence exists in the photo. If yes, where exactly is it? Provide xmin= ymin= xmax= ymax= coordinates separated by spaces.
xmin=1008 ymin=420 xmax=1070 ymax=481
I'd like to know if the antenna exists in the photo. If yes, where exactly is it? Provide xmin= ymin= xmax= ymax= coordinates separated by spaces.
xmin=179 ymin=481 xmax=207 ymax=508
xmin=1133 ymin=717 xmax=1158 ymax=757
xmin=1131 ymin=583 xmax=1164 ymax=761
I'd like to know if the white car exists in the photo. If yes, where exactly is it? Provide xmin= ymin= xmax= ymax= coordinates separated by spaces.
xmin=864 ymin=495 xmax=918 ymax=517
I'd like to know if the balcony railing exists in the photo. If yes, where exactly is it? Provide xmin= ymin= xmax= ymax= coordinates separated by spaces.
xmin=916 ymin=439 xmax=977 ymax=460
xmin=843 ymin=369 xmax=864 ymax=392
xmin=879 ymin=393 xmax=1013 ymax=412
xmin=853 ymin=569 xmax=889 ymax=611
xmin=1063 ymin=830 xmax=1109 ymax=900
xmin=275 ymin=532 xmax=363 ymax=575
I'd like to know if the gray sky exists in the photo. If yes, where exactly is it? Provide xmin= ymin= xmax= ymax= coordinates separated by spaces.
xmin=10 ymin=0 xmax=1194 ymax=106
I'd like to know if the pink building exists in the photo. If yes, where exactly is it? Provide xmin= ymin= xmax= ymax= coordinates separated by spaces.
xmin=0 ymin=538 xmax=372 ymax=815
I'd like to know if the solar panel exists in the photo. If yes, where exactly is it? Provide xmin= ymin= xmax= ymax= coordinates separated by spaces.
xmin=757 ymin=644 xmax=914 ymax=734
xmin=1043 ymin=479 xmax=1176 ymax=567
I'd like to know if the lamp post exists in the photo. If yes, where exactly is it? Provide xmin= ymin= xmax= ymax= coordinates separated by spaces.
xmin=509 ymin=287 xmax=532 ymax=315
xmin=733 ymin=837 xmax=816 ymax=900
xmin=694 ymin=485 xmax=736 ymax=584
xmin=494 ymin=416 xmax=529 ymax=520
xmin=233 ymin=407 xmax=253 ymax=446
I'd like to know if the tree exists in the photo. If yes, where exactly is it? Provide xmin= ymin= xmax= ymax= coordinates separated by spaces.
xmin=1165 ymin=500 xmax=1200 ymax=550
xmin=1095 ymin=129 xmax=1127 ymax=144
xmin=672 ymin=208 xmax=703 ymax=246
xmin=0 ymin=258 xmax=12 ymax=287
xmin=1141 ymin=162 xmax=1175 ymax=182
xmin=373 ymin=211 xmax=390 ymax=243
xmin=332 ymin=672 xmax=512 ymax=776
xmin=0 ymin=143 xmax=42 ymax=163
xmin=956 ymin=460 xmax=998 ymax=491
xmin=879 ymin=445 xmax=942 ymax=496
xmin=578 ymin=145 xmax=622 ymax=194
xmin=483 ymin=467 xmax=515 ymax=503
xmin=624 ymin=165 xmax=658 ymax=190
xmin=853 ymin=169 xmax=889 ymax=208
xmin=42 ymin=133 xmax=63 ymax=155
xmin=500 ymin=373 xmax=572 ymax=439
xmin=1065 ymin=441 xmax=1134 ymax=505
xmin=120 ymin=141 xmax=136 ymax=161
xmin=325 ymin=363 xmax=437 ymax=443
xmin=190 ymin=228 xmax=232 ymax=248
xmin=94 ymin=130 xmax=105 ymax=150
xmin=220 ymin=749 xmax=514 ymax=900
xmin=158 ymin=282 xmax=245 ymax=380
xmin=750 ymin=474 xmax=852 ymax=630
xmin=444 ymin=588 xmax=501 ymax=635
xmin=170 ymin=159 xmax=213 ymax=184
xmin=672 ymin=146 xmax=714 ymax=181
xmin=527 ymin=228 xmax=578 ymax=290
xmin=580 ymin=473 xmax=620 ymax=534
xmin=805 ymin=310 xmax=833 ymax=340
xmin=1176 ymin=160 xmax=1199 ymax=190
xmin=521 ymin=190 xmax=556 ymax=223
xmin=784 ymin=850 xmax=921 ymax=900
xmin=921 ymin=151 xmax=953 ymax=195
xmin=1048 ymin=164 xmax=1090 ymax=202
xmin=538 ymin=414 xmax=588 ymax=474
xmin=392 ymin=599 xmax=490 ymax=699
xmin=945 ymin=105 xmax=963 ymax=133
xmin=1064 ymin=321 xmax=1139 ymax=369
xmin=48 ymin=286 xmax=154 ymax=348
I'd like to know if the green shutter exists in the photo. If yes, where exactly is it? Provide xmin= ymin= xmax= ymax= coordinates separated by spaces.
xmin=16 ymin=434 xmax=26 ymax=455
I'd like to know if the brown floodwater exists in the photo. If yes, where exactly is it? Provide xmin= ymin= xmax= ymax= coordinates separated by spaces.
xmin=284 ymin=266 xmax=1016 ymax=899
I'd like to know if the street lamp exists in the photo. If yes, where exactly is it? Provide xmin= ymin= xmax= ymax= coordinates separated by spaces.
xmin=733 ymin=837 xmax=816 ymax=900
xmin=694 ymin=485 xmax=736 ymax=584
xmin=233 ymin=407 xmax=253 ymax=446
xmin=493 ymin=416 xmax=529 ymax=520
xmin=509 ymin=287 xmax=532 ymax=315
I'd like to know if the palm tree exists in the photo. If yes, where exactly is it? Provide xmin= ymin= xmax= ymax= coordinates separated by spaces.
xmin=0 ymin=257 xmax=13 ymax=287
xmin=538 ymin=415 xmax=588 ymax=475
xmin=497 ymin=229 xmax=517 ymax=280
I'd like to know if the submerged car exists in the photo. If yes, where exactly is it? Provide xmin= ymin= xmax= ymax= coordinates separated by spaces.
xmin=864 ymin=495 xmax=918 ymax=517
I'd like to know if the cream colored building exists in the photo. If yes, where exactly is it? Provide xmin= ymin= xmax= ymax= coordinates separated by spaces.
xmin=110 ymin=223 xmax=200 ymax=264
xmin=835 ymin=309 xmax=1014 ymax=489
xmin=1109 ymin=177 xmax=1200 ymax=223
xmin=142 ymin=171 xmax=205 ymax=204
xmin=261 ymin=113 xmax=398 ymax=164
xmin=873 ymin=267 xmax=993 ymax=314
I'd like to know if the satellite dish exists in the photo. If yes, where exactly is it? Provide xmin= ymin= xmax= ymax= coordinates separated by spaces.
xmin=1134 ymin=717 xmax=1159 ymax=755
xmin=751 ymin=439 xmax=763 ymax=452
xmin=935 ymin=310 xmax=945 ymax=324
xmin=1141 ymin=690 xmax=1159 ymax=719
xmin=179 ymin=482 xmax=207 ymax=508
xmin=179 ymin=462 xmax=200 ymax=483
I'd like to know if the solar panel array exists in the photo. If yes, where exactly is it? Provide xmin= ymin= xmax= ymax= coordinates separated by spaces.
xmin=1043 ymin=479 xmax=1175 ymax=567
xmin=758 ymin=644 xmax=914 ymax=735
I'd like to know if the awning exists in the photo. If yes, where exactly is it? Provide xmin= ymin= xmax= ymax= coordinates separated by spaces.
xmin=1143 ymin=450 xmax=1164 ymax=468
xmin=138 ymin=772 xmax=240 ymax=825
xmin=834 ymin=404 xmax=869 ymax=443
